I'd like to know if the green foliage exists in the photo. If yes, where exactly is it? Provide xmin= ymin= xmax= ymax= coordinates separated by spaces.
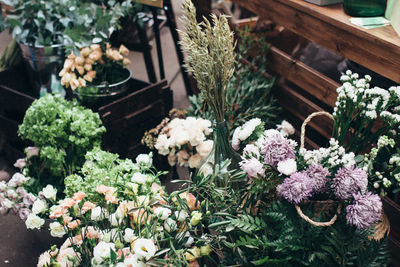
xmin=217 ymin=201 xmax=391 ymax=267
xmin=64 ymin=148 xmax=165 ymax=200
xmin=18 ymin=94 xmax=106 ymax=179
xmin=1 ymin=0 xmax=132 ymax=47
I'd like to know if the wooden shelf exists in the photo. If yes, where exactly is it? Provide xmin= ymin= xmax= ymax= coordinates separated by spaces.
xmin=232 ymin=0 xmax=400 ymax=83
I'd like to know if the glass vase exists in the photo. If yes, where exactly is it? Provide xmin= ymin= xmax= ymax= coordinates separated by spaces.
xmin=198 ymin=120 xmax=241 ymax=187
xmin=343 ymin=0 xmax=387 ymax=17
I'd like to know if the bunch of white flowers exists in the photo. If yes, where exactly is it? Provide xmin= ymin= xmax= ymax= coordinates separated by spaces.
xmin=300 ymin=139 xmax=355 ymax=169
xmin=333 ymin=71 xmax=400 ymax=153
xmin=154 ymin=117 xmax=213 ymax=168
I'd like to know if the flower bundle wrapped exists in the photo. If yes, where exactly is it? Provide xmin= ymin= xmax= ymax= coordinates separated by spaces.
xmin=59 ymin=44 xmax=131 ymax=91
xmin=148 ymin=116 xmax=214 ymax=169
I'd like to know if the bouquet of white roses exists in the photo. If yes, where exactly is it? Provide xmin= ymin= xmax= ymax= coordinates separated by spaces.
xmin=151 ymin=117 xmax=214 ymax=169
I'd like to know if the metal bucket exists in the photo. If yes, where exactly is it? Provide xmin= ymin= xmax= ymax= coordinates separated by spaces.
xmin=19 ymin=43 xmax=65 ymax=97
xmin=75 ymin=68 xmax=132 ymax=110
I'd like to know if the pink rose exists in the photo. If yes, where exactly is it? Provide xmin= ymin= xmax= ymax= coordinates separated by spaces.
xmin=14 ymin=158 xmax=26 ymax=169
xmin=25 ymin=146 xmax=39 ymax=158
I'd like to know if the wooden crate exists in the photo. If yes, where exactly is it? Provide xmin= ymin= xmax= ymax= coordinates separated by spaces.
xmin=0 ymin=63 xmax=173 ymax=162
xmin=98 ymin=79 xmax=173 ymax=158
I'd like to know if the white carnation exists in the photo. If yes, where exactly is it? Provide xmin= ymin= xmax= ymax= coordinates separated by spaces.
xmin=25 ymin=213 xmax=45 ymax=230
xmin=131 ymin=173 xmax=149 ymax=184
xmin=31 ymin=199 xmax=47 ymax=214
xmin=154 ymin=134 xmax=170 ymax=155
xmin=135 ymin=153 xmax=153 ymax=168
xmin=154 ymin=207 xmax=171 ymax=220
xmin=41 ymin=184 xmax=57 ymax=201
xmin=92 ymin=241 xmax=115 ymax=264
xmin=49 ymin=222 xmax=66 ymax=238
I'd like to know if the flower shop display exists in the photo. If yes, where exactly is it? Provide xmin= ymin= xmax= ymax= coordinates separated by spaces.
xmin=0 ymin=94 xmax=105 ymax=223
xmin=178 ymin=0 xmax=241 ymax=184
xmin=59 ymin=43 xmax=132 ymax=107
xmin=143 ymin=113 xmax=213 ymax=169
xmin=0 ymin=0 xmax=132 ymax=95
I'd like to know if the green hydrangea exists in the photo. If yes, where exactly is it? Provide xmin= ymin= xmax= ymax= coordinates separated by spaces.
xmin=18 ymin=94 xmax=106 ymax=177
xmin=64 ymin=148 xmax=162 ymax=200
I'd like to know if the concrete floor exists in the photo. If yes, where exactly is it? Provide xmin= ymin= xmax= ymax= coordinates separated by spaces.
xmin=0 ymin=0 xmax=189 ymax=266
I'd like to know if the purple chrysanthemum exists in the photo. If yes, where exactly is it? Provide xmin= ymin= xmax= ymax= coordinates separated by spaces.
xmin=346 ymin=192 xmax=382 ymax=229
xmin=277 ymin=172 xmax=313 ymax=204
xmin=239 ymin=158 xmax=265 ymax=179
xmin=261 ymin=133 xmax=295 ymax=167
xmin=332 ymin=166 xmax=368 ymax=200
xmin=305 ymin=164 xmax=330 ymax=193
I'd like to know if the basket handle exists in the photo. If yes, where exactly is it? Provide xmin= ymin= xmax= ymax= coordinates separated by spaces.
xmin=300 ymin=111 xmax=334 ymax=149
xmin=297 ymin=111 xmax=339 ymax=227
xmin=295 ymin=202 xmax=342 ymax=227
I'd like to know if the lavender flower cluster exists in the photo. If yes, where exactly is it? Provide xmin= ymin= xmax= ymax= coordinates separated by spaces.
xmin=238 ymin=129 xmax=297 ymax=180
xmin=277 ymin=164 xmax=381 ymax=229
xmin=0 ymin=172 xmax=35 ymax=220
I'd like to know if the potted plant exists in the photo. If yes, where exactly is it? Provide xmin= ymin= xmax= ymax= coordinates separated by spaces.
xmin=0 ymin=0 xmax=131 ymax=96
xmin=59 ymin=43 xmax=132 ymax=109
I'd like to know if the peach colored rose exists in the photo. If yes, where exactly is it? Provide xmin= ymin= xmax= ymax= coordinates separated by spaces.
xmin=57 ymin=247 xmax=78 ymax=266
xmin=81 ymin=47 xmax=91 ymax=57
xmin=84 ymin=226 xmax=100 ymax=239
xmin=89 ymin=50 xmax=102 ymax=61
xmin=96 ymin=185 xmax=112 ymax=194
xmin=90 ymin=44 xmax=101 ymax=51
xmin=151 ymin=183 xmax=164 ymax=195
xmin=49 ymin=207 xmax=66 ymax=219
xmin=78 ymin=77 xmax=86 ymax=87
xmin=85 ymin=58 xmax=95 ymax=65
xmin=84 ymin=70 xmax=96 ymax=82
xmin=123 ymin=58 xmax=131 ymax=66
xmin=76 ymin=65 xmax=85 ymax=75
xmin=119 ymin=45 xmax=129 ymax=56
xmin=81 ymin=201 xmax=96 ymax=214
xmin=72 ymin=234 xmax=83 ymax=246
xmin=105 ymin=194 xmax=119 ymax=204
xmin=75 ymin=56 xmax=85 ymax=65
xmin=106 ymin=48 xmax=113 ymax=59
xmin=84 ymin=64 xmax=92 ymax=71
xmin=111 ymin=50 xmax=123 ymax=61
xmin=63 ymin=59 xmax=74 ymax=70
xmin=59 ymin=68 xmax=66 ymax=77
xmin=70 ymin=78 xmax=80 ymax=90
xmin=63 ymin=216 xmax=72 ymax=225
xmin=72 ymin=192 xmax=86 ymax=202
xmin=67 ymin=219 xmax=81 ymax=230
xmin=62 ymin=198 xmax=76 ymax=209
